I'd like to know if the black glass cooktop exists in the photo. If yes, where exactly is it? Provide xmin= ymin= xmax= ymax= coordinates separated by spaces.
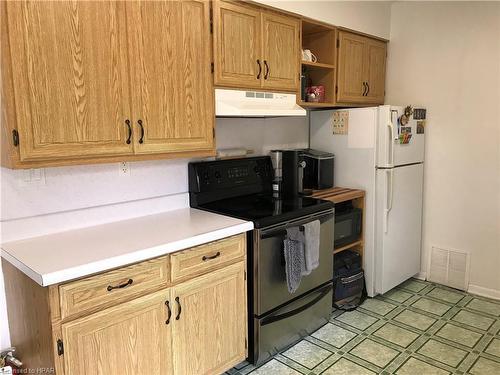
xmin=199 ymin=194 xmax=334 ymax=228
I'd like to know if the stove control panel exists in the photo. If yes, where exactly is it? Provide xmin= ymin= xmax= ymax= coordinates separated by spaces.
xmin=188 ymin=156 xmax=272 ymax=193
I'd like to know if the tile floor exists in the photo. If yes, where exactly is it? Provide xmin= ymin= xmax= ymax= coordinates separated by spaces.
xmin=228 ymin=278 xmax=500 ymax=374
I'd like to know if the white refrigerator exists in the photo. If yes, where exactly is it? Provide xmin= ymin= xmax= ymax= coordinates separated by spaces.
xmin=310 ymin=105 xmax=425 ymax=296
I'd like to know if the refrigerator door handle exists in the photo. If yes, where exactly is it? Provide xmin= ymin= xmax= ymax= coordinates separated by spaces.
xmin=387 ymin=122 xmax=395 ymax=167
xmin=384 ymin=169 xmax=394 ymax=233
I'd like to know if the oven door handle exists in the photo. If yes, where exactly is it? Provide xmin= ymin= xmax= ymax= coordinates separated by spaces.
xmin=261 ymin=283 xmax=332 ymax=326
xmin=260 ymin=210 xmax=333 ymax=238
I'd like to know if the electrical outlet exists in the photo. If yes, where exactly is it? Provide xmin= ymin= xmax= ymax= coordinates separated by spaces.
xmin=19 ymin=168 xmax=46 ymax=187
xmin=119 ymin=162 xmax=130 ymax=176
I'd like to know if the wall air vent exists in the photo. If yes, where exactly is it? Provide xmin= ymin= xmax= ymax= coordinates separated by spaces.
xmin=428 ymin=246 xmax=470 ymax=291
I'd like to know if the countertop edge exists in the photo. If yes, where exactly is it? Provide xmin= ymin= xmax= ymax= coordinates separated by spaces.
xmin=2 ymin=221 xmax=253 ymax=287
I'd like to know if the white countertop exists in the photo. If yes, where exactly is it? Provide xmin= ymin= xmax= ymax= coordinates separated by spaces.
xmin=1 ymin=208 xmax=253 ymax=286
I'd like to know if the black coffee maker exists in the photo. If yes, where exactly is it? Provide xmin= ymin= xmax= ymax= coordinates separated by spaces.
xmin=280 ymin=150 xmax=306 ymax=198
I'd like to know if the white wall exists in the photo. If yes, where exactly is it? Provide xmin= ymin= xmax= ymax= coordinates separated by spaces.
xmin=0 ymin=117 xmax=308 ymax=348
xmin=255 ymin=0 xmax=392 ymax=39
xmin=386 ymin=1 xmax=500 ymax=296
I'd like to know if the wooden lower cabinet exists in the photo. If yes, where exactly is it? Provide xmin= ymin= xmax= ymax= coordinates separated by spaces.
xmin=62 ymin=290 xmax=173 ymax=375
xmin=171 ymin=262 xmax=247 ymax=375
xmin=3 ymin=234 xmax=247 ymax=375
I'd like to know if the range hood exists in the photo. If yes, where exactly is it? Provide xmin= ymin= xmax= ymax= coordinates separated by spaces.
xmin=215 ymin=88 xmax=306 ymax=117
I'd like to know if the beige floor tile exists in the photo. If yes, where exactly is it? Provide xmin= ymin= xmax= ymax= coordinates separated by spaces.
xmin=399 ymin=279 xmax=427 ymax=293
xmin=452 ymin=310 xmax=495 ymax=331
xmin=360 ymin=298 xmax=396 ymax=316
xmin=323 ymin=358 xmax=376 ymax=375
xmin=349 ymin=339 xmax=399 ymax=368
xmin=336 ymin=310 xmax=378 ymax=331
xmin=412 ymin=297 xmax=451 ymax=316
xmin=311 ymin=323 xmax=357 ymax=348
xmin=469 ymin=357 xmax=500 ymax=375
xmin=281 ymin=340 xmax=331 ymax=369
xmin=467 ymin=298 xmax=500 ymax=317
xmin=485 ymin=338 xmax=500 ymax=358
xmin=383 ymin=289 xmax=413 ymax=303
xmin=249 ymin=359 xmax=301 ymax=375
xmin=396 ymin=357 xmax=450 ymax=375
xmin=374 ymin=323 xmax=419 ymax=348
xmin=427 ymin=287 xmax=465 ymax=304
xmin=393 ymin=309 xmax=437 ymax=331
xmin=436 ymin=323 xmax=482 ymax=348
xmin=417 ymin=339 xmax=468 ymax=367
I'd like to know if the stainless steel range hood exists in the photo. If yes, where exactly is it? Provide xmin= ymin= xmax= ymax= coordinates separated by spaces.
xmin=215 ymin=88 xmax=306 ymax=117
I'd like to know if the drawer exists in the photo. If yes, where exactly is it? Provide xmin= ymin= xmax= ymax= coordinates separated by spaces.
xmin=171 ymin=234 xmax=245 ymax=282
xmin=59 ymin=256 xmax=170 ymax=320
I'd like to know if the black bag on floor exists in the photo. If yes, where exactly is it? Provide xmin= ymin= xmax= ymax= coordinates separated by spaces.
xmin=333 ymin=250 xmax=367 ymax=310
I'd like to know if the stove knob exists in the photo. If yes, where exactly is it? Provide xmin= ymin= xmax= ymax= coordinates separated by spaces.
xmin=215 ymin=171 xmax=222 ymax=179
xmin=202 ymin=172 xmax=210 ymax=181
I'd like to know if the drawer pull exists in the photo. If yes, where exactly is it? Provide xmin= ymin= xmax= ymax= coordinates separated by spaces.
xmin=165 ymin=300 xmax=171 ymax=324
xmin=202 ymin=251 xmax=221 ymax=261
xmin=106 ymin=278 xmax=133 ymax=292
xmin=175 ymin=297 xmax=182 ymax=320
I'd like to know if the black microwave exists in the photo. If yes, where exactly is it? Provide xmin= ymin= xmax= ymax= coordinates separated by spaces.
xmin=334 ymin=205 xmax=362 ymax=248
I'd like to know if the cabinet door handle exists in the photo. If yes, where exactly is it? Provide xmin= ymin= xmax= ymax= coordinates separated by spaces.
xmin=125 ymin=119 xmax=132 ymax=144
xmin=107 ymin=278 xmax=133 ymax=292
xmin=362 ymin=82 xmax=367 ymax=96
xmin=257 ymin=59 xmax=262 ymax=79
xmin=202 ymin=251 xmax=221 ymax=261
xmin=366 ymin=82 xmax=370 ymax=95
xmin=165 ymin=300 xmax=172 ymax=325
xmin=175 ymin=297 xmax=182 ymax=320
xmin=137 ymin=119 xmax=144 ymax=144
xmin=264 ymin=60 xmax=269 ymax=79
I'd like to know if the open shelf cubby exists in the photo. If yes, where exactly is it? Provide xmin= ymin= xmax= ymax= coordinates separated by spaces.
xmin=300 ymin=19 xmax=337 ymax=107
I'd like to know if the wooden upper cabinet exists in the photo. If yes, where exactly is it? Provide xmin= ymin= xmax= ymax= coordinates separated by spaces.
xmin=5 ymin=1 xmax=133 ymax=161
xmin=171 ymin=262 xmax=247 ymax=375
xmin=337 ymin=30 xmax=387 ymax=105
xmin=127 ymin=0 xmax=214 ymax=154
xmin=213 ymin=1 xmax=300 ymax=92
xmin=213 ymin=1 xmax=262 ymax=89
xmin=337 ymin=32 xmax=367 ymax=103
xmin=365 ymin=39 xmax=387 ymax=103
xmin=262 ymin=13 xmax=300 ymax=91
xmin=62 ymin=290 xmax=172 ymax=375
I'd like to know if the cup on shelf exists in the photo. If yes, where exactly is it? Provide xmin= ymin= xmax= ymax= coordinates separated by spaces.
xmin=301 ymin=49 xmax=317 ymax=63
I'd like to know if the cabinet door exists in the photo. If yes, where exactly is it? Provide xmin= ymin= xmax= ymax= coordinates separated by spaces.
xmin=261 ymin=12 xmax=300 ymax=92
xmin=171 ymin=262 xmax=247 ymax=375
xmin=128 ymin=1 xmax=214 ymax=154
xmin=365 ymin=39 xmax=387 ymax=104
xmin=6 ymin=1 xmax=133 ymax=161
xmin=213 ymin=1 xmax=262 ymax=89
xmin=336 ymin=31 xmax=367 ymax=103
xmin=62 ymin=290 xmax=172 ymax=375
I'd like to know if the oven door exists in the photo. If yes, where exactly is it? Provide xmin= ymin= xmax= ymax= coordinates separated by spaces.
xmin=253 ymin=282 xmax=332 ymax=365
xmin=254 ymin=209 xmax=334 ymax=316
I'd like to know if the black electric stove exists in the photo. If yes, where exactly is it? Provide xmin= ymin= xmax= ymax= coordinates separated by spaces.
xmin=189 ymin=156 xmax=335 ymax=365
xmin=200 ymin=193 xmax=332 ymax=228
xmin=188 ymin=156 xmax=333 ymax=228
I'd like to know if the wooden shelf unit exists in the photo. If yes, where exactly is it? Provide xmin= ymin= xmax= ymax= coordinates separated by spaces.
xmin=299 ymin=19 xmax=337 ymax=108
xmin=301 ymin=61 xmax=335 ymax=69
xmin=311 ymin=187 xmax=365 ymax=259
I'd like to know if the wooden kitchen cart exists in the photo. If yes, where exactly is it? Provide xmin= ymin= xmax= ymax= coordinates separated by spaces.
xmin=311 ymin=187 xmax=365 ymax=260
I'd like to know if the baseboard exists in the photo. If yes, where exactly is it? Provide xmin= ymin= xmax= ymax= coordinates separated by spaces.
xmin=468 ymin=284 xmax=500 ymax=300
xmin=414 ymin=271 xmax=427 ymax=281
